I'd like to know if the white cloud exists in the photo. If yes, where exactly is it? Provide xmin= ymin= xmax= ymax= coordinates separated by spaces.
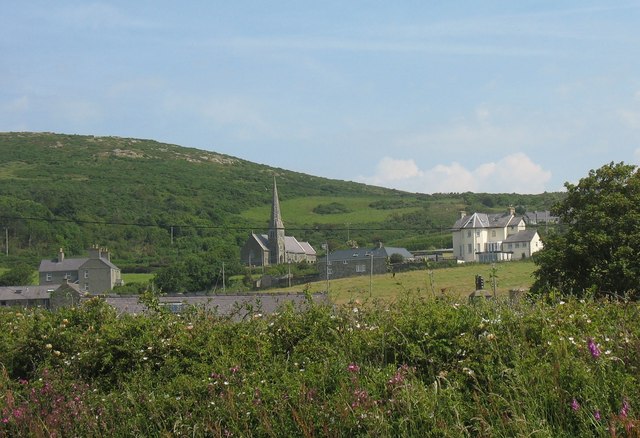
xmin=359 ymin=153 xmax=552 ymax=194
xmin=618 ymin=109 xmax=640 ymax=130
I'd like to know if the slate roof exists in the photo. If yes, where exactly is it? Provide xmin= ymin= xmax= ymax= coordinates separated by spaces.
xmin=452 ymin=212 xmax=523 ymax=230
xmin=326 ymin=246 xmax=413 ymax=262
xmin=97 ymin=292 xmax=329 ymax=320
xmin=39 ymin=258 xmax=88 ymax=272
xmin=0 ymin=285 xmax=59 ymax=301
xmin=39 ymin=256 xmax=120 ymax=272
xmin=256 ymin=234 xmax=316 ymax=256
xmin=503 ymin=229 xmax=539 ymax=243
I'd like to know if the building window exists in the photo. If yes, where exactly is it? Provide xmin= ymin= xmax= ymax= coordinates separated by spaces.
xmin=356 ymin=264 xmax=366 ymax=273
xmin=46 ymin=273 xmax=52 ymax=282
xmin=523 ymin=242 xmax=527 ymax=247
xmin=467 ymin=243 xmax=472 ymax=254
xmin=491 ymin=230 xmax=496 ymax=237
xmin=83 ymin=283 xmax=89 ymax=291
xmin=343 ymin=260 xmax=348 ymax=265
xmin=327 ymin=260 xmax=332 ymax=266
xmin=467 ymin=231 xmax=471 ymax=238
xmin=84 ymin=270 xmax=89 ymax=278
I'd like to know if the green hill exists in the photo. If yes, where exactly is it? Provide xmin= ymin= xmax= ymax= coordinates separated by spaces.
xmin=0 ymin=132 xmax=563 ymax=276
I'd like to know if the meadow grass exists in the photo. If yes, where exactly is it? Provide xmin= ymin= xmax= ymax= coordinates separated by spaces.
xmin=1 ymin=294 xmax=638 ymax=436
xmin=282 ymin=260 xmax=537 ymax=304
xmin=121 ymin=272 xmax=155 ymax=284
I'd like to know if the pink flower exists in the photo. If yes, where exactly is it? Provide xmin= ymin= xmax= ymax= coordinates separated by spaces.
xmin=571 ymin=398 xmax=580 ymax=412
xmin=347 ymin=363 xmax=360 ymax=373
xmin=620 ymin=398 xmax=630 ymax=418
xmin=594 ymin=410 xmax=601 ymax=421
xmin=587 ymin=338 xmax=601 ymax=359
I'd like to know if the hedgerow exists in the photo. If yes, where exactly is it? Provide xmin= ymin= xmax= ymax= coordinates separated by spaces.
xmin=1 ymin=293 xmax=638 ymax=436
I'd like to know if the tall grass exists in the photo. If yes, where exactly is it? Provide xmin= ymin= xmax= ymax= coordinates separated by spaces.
xmin=1 ymin=293 xmax=638 ymax=436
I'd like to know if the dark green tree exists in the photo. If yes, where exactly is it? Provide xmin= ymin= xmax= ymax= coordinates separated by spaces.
xmin=532 ymin=162 xmax=640 ymax=298
xmin=0 ymin=264 xmax=35 ymax=286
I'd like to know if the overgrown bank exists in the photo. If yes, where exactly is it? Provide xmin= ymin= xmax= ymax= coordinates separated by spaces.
xmin=1 ymin=295 xmax=638 ymax=436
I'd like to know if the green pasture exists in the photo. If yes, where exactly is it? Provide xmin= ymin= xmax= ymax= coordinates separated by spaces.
xmin=283 ymin=260 xmax=537 ymax=304
xmin=121 ymin=272 xmax=154 ymax=284
xmin=240 ymin=195 xmax=425 ymax=225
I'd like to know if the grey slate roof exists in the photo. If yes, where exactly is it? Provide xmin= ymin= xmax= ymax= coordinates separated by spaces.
xmin=0 ymin=285 xmax=59 ymax=301
xmin=39 ymin=258 xmax=88 ymax=272
xmin=257 ymin=234 xmax=316 ymax=256
xmin=452 ymin=212 xmax=523 ymax=230
xmin=39 ymin=256 xmax=120 ymax=272
xmin=503 ymin=229 xmax=539 ymax=243
xmin=97 ymin=292 xmax=329 ymax=320
xmin=326 ymin=246 xmax=413 ymax=262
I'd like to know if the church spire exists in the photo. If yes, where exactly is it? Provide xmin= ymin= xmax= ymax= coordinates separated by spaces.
xmin=268 ymin=177 xmax=286 ymax=264
xmin=270 ymin=176 xmax=284 ymax=230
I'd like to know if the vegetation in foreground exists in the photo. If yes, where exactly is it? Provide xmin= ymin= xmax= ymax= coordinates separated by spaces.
xmin=1 ymin=294 xmax=638 ymax=437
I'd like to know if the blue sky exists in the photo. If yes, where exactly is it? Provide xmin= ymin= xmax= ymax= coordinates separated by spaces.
xmin=2 ymin=1 xmax=640 ymax=194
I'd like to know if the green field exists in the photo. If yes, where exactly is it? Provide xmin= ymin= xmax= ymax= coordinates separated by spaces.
xmin=240 ymin=195 xmax=426 ymax=225
xmin=121 ymin=272 xmax=155 ymax=284
xmin=281 ymin=260 xmax=537 ymax=304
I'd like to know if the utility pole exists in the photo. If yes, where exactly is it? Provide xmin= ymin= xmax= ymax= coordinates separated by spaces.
xmin=323 ymin=242 xmax=330 ymax=294
xmin=222 ymin=262 xmax=226 ymax=293
xmin=4 ymin=228 xmax=7 ymax=257
xmin=369 ymin=251 xmax=374 ymax=297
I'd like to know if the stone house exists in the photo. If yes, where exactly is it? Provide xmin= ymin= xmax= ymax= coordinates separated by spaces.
xmin=39 ymin=246 xmax=123 ymax=294
xmin=451 ymin=208 xmax=543 ymax=263
xmin=317 ymin=243 xmax=414 ymax=280
xmin=0 ymin=282 xmax=82 ymax=309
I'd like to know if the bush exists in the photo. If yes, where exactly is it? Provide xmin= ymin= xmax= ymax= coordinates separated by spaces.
xmin=0 ymin=295 xmax=638 ymax=436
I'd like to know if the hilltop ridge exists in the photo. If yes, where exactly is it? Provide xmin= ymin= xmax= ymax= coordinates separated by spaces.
xmin=0 ymin=132 xmax=563 ymax=273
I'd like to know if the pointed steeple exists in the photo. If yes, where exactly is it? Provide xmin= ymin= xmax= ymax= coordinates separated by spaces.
xmin=270 ymin=176 xmax=284 ymax=230
xmin=268 ymin=177 xmax=286 ymax=264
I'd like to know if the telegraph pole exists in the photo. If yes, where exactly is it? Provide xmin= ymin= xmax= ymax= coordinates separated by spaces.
xmin=4 ymin=228 xmax=7 ymax=257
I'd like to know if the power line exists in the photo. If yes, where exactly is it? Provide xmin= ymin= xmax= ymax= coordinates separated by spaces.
xmin=0 ymin=214 xmax=449 ymax=233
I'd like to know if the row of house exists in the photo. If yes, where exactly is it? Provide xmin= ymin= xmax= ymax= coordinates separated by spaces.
xmin=1 ymin=178 xmax=545 ymax=308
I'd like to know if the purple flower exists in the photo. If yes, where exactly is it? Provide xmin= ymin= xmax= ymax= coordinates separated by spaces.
xmin=347 ymin=363 xmax=360 ymax=373
xmin=571 ymin=398 xmax=580 ymax=412
xmin=587 ymin=338 xmax=601 ymax=359
xmin=620 ymin=398 xmax=630 ymax=418
xmin=594 ymin=410 xmax=601 ymax=421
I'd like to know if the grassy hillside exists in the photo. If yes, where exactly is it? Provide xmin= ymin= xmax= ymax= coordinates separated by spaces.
xmin=0 ymin=132 xmax=563 ymax=276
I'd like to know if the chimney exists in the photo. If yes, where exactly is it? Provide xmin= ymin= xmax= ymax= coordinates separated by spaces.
xmin=459 ymin=210 xmax=467 ymax=219
xmin=88 ymin=245 xmax=100 ymax=259
xmin=100 ymin=247 xmax=110 ymax=261
xmin=58 ymin=248 xmax=64 ymax=263
xmin=509 ymin=206 xmax=515 ymax=216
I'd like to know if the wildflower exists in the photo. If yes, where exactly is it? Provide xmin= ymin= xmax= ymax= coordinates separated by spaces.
xmin=45 ymin=343 xmax=52 ymax=350
xmin=571 ymin=398 xmax=580 ymax=412
xmin=230 ymin=365 xmax=240 ymax=374
xmin=347 ymin=363 xmax=360 ymax=373
xmin=620 ymin=398 xmax=630 ymax=418
xmin=594 ymin=410 xmax=601 ymax=421
xmin=587 ymin=338 xmax=601 ymax=358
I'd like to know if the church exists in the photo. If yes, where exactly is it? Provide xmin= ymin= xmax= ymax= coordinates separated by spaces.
xmin=240 ymin=178 xmax=316 ymax=266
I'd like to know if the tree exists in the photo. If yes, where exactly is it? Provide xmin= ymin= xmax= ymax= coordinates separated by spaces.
xmin=532 ymin=162 xmax=640 ymax=298
xmin=0 ymin=264 xmax=35 ymax=286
